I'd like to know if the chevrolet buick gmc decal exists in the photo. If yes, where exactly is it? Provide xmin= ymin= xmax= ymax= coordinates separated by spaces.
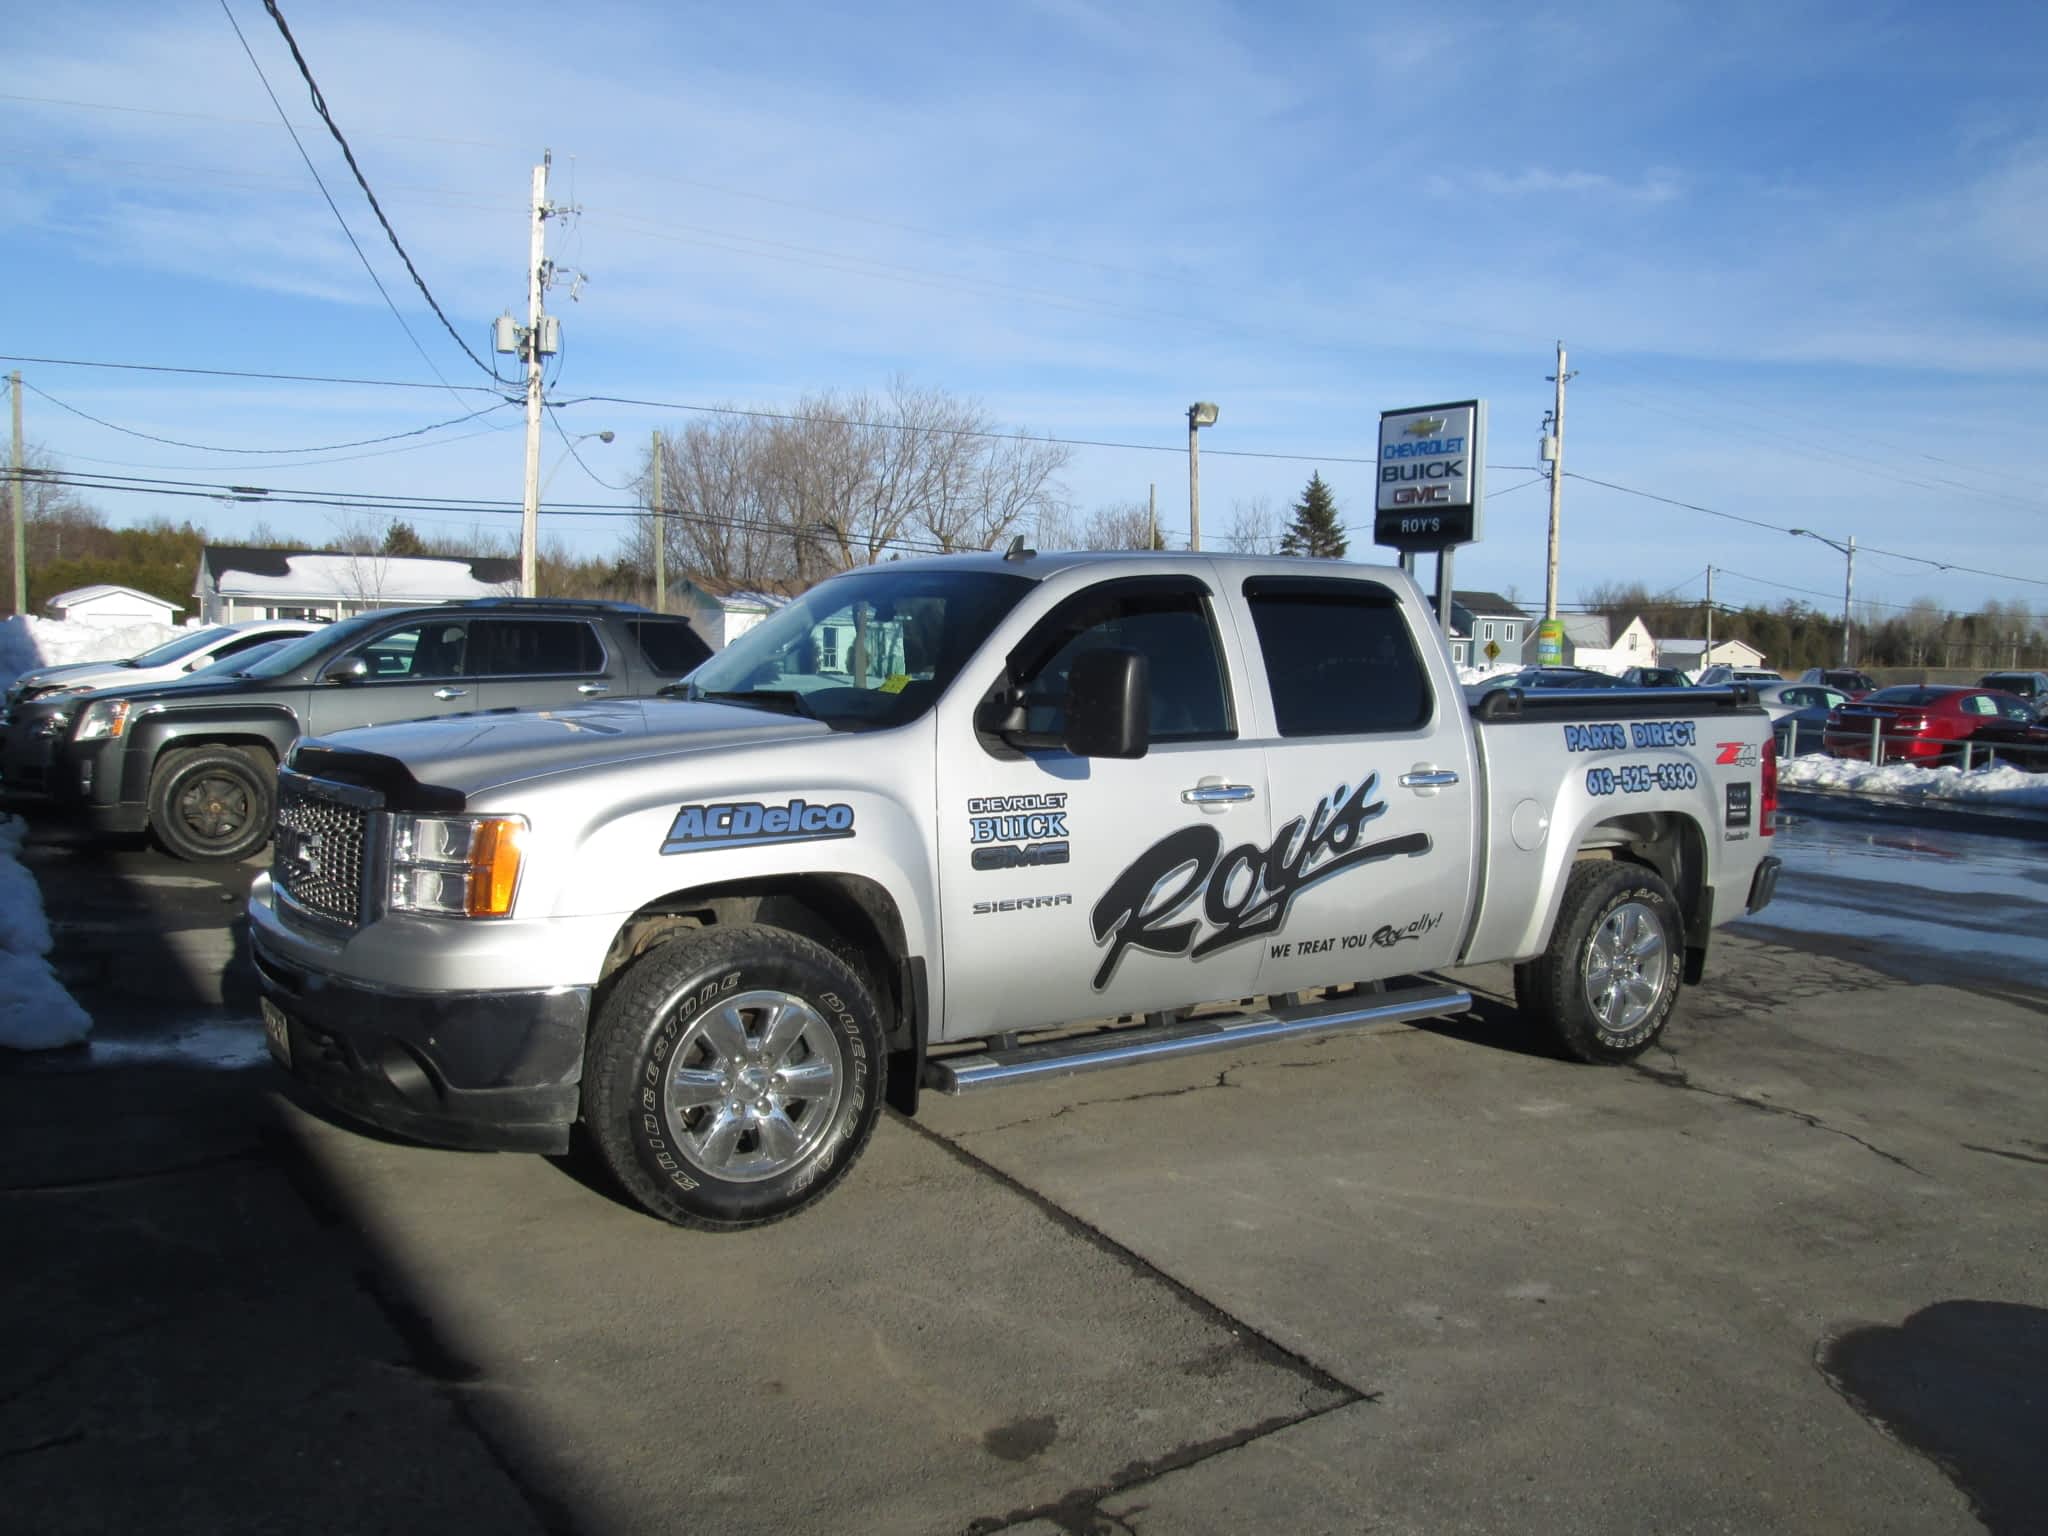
xmin=1089 ymin=773 xmax=1429 ymax=989
xmin=968 ymin=792 xmax=1070 ymax=870
xmin=661 ymin=797 xmax=855 ymax=854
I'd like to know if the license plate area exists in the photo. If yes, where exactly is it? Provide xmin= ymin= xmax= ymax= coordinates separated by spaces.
xmin=261 ymin=998 xmax=293 ymax=1068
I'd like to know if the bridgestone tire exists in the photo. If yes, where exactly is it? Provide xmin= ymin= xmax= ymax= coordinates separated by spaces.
xmin=148 ymin=745 xmax=276 ymax=863
xmin=583 ymin=923 xmax=886 ymax=1230
xmin=1517 ymin=860 xmax=1683 ymax=1064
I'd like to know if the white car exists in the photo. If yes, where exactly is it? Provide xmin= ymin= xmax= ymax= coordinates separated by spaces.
xmin=3 ymin=620 xmax=321 ymax=717
xmin=1696 ymin=664 xmax=1783 ymax=687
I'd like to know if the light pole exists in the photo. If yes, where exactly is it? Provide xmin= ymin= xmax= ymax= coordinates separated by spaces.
xmin=1790 ymin=527 xmax=1856 ymax=666
xmin=539 ymin=429 xmax=616 ymax=499
xmin=1186 ymin=402 xmax=1218 ymax=551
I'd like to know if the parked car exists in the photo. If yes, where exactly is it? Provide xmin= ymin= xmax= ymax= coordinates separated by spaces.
xmin=2 ymin=620 xmax=321 ymax=721
xmin=1462 ymin=665 xmax=1628 ymax=704
xmin=249 ymin=550 xmax=1780 ymax=1228
xmin=1753 ymin=682 xmax=1849 ymax=755
xmin=39 ymin=598 xmax=711 ymax=861
xmin=1799 ymin=667 xmax=1878 ymax=698
xmin=1979 ymin=671 xmax=2048 ymax=719
xmin=1696 ymin=664 xmax=1784 ymax=687
xmin=1821 ymin=685 xmax=2048 ymax=767
xmin=1620 ymin=666 xmax=1692 ymax=688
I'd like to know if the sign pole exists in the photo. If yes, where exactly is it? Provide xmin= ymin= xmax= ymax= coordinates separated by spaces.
xmin=1434 ymin=548 xmax=1455 ymax=641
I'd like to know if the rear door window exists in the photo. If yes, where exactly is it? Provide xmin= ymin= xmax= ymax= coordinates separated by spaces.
xmin=628 ymin=618 xmax=712 ymax=677
xmin=470 ymin=619 xmax=606 ymax=677
xmin=1242 ymin=577 xmax=1432 ymax=735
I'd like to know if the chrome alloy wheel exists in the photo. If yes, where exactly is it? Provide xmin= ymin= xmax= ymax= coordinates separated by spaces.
xmin=660 ymin=989 xmax=846 ymax=1183
xmin=1582 ymin=900 xmax=1669 ymax=1037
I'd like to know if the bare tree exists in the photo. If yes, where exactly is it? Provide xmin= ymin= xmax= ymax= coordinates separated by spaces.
xmin=1222 ymin=497 xmax=1280 ymax=555
xmin=1080 ymin=501 xmax=1164 ymax=550
xmin=324 ymin=511 xmax=394 ymax=610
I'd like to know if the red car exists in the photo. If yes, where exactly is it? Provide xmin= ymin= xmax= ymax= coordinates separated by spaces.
xmin=1822 ymin=685 xmax=2048 ymax=767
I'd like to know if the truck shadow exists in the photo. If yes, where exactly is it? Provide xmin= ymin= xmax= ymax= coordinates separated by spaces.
xmin=1409 ymin=990 xmax=1571 ymax=1061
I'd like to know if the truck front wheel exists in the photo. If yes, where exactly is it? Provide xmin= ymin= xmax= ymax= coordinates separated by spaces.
xmin=582 ymin=923 xmax=886 ymax=1229
xmin=1516 ymin=860 xmax=1682 ymax=1063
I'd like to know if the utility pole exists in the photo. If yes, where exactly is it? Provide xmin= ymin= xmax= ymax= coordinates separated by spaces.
xmin=1187 ymin=419 xmax=1202 ymax=551
xmin=518 ymin=157 xmax=549 ymax=596
xmin=1705 ymin=565 xmax=1714 ymax=661
xmin=651 ymin=429 xmax=665 ymax=613
xmin=9 ymin=372 xmax=24 ymax=616
xmin=1148 ymin=482 xmax=1157 ymax=550
xmin=1840 ymin=534 xmax=1856 ymax=667
xmin=1543 ymin=341 xmax=1571 ymax=623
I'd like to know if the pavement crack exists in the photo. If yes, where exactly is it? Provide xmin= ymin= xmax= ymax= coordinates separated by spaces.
xmin=1631 ymin=1049 xmax=1926 ymax=1177
xmin=953 ymin=1070 xmax=1240 ymax=1139
xmin=0 ymin=1147 xmax=266 ymax=1196
xmin=1961 ymin=1143 xmax=2048 ymax=1168
xmin=0 ymin=1430 xmax=86 ymax=1462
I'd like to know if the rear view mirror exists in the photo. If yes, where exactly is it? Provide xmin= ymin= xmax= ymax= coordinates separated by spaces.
xmin=1062 ymin=647 xmax=1149 ymax=759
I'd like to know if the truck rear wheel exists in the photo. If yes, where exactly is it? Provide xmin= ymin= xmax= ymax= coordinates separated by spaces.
xmin=1516 ymin=860 xmax=1682 ymax=1063
xmin=149 ymin=745 xmax=275 ymax=863
xmin=582 ymin=923 xmax=885 ymax=1229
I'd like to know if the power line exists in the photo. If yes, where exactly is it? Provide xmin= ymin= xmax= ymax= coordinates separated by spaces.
xmin=1566 ymin=470 xmax=2048 ymax=590
xmin=215 ymin=0 xmax=469 ymax=409
xmin=255 ymin=0 xmax=505 ymax=383
xmin=21 ymin=380 xmax=515 ymax=454
xmin=0 ymin=354 xmax=502 ymax=393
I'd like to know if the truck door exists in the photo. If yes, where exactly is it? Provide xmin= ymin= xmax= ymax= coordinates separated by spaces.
xmin=1231 ymin=574 xmax=1476 ymax=991
xmin=934 ymin=575 xmax=1270 ymax=1038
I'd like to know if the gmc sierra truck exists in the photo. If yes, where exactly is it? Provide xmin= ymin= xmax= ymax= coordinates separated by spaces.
xmin=247 ymin=551 xmax=1781 ymax=1230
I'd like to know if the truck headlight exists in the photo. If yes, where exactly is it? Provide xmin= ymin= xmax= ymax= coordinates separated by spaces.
xmin=73 ymin=699 xmax=132 ymax=741
xmin=390 ymin=814 xmax=527 ymax=918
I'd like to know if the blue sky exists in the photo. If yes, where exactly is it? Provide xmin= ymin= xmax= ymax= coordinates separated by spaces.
xmin=4 ymin=0 xmax=2046 ymax=626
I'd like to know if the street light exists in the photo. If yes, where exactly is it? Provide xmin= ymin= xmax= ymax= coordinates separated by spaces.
xmin=1790 ymin=527 xmax=1856 ymax=666
xmin=1186 ymin=402 xmax=1218 ymax=551
xmin=538 ymin=429 xmax=616 ymax=500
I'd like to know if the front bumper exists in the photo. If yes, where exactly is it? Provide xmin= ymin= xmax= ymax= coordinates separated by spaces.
xmin=251 ymin=929 xmax=590 ymax=1153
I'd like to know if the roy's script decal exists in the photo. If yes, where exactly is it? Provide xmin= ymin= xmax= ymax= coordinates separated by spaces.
xmin=1090 ymin=773 xmax=1429 ymax=989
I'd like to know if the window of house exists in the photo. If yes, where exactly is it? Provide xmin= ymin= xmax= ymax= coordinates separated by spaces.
xmin=1483 ymin=622 xmax=1495 ymax=641
xmin=1243 ymin=577 xmax=1431 ymax=736
xmin=1503 ymin=624 xmax=1516 ymax=642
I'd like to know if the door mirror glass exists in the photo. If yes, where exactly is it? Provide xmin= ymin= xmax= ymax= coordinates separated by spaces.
xmin=1062 ymin=647 xmax=1149 ymax=759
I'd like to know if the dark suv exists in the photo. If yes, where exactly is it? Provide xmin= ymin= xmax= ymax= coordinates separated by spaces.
xmin=1979 ymin=671 xmax=2048 ymax=717
xmin=30 ymin=599 xmax=710 ymax=861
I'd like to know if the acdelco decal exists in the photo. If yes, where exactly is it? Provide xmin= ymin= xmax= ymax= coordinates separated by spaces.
xmin=661 ymin=798 xmax=854 ymax=854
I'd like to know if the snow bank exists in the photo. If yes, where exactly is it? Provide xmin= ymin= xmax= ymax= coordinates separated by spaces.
xmin=0 ymin=614 xmax=188 ymax=691
xmin=0 ymin=815 xmax=91 ymax=1050
xmin=1781 ymin=754 xmax=2048 ymax=811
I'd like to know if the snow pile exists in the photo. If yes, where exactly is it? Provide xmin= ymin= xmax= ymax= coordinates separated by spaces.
xmin=0 ymin=815 xmax=91 ymax=1050
xmin=1781 ymin=754 xmax=2048 ymax=810
xmin=0 ymin=614 xmax=187 ymax=690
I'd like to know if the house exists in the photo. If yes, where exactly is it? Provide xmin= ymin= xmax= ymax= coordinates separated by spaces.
xmin=1430 ymin=591 xmax=1532 ymax=668
xmin=1656 ymin=636 xmax=1770 ymax=674
xmin=670 ymin=582 xmax=790 ymax=651
xmin=44 ymin=584 xmax=184 ymax=628
xmin=194 ymin=545 xmax=520 ymax=623
xmin=1558 ymin=613 xmax=1612 ymax=668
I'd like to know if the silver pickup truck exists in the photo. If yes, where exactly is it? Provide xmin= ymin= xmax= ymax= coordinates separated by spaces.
xmin=248 ymin=551 xmax=1781 ymax=1229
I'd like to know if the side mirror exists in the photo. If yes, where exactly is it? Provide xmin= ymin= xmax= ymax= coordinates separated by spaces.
xmin=1062 ymin=647 xmax=1149 ymax=759
xmin=323 ymin=656 xmax=371 ymax=686
xmin=184 ymin=655 xmax=213 ymax=672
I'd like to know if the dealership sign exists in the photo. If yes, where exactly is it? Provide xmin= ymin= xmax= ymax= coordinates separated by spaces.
xmin=1373 ymin=399 xmax=1486 ymax=552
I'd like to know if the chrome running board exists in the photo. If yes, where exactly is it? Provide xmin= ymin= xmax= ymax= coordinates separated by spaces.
xmin=926 ymin=980 xmax=1471 ymax=1093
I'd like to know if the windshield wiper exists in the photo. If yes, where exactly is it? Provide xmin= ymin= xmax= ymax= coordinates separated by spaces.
xmin=686 ymin=686 xmax=819 ymax=720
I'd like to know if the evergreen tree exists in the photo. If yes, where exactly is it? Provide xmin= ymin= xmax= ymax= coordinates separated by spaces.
xmin=381 ymin=520 xmax=428 ymax=556
xmin=1279 ymin=472 xmax=1347 ymax=559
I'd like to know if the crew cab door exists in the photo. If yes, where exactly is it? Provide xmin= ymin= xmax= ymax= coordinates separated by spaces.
xmin=306 ymin=617 xmax=481 ymax=733
xmin=934 ymin=575 xmax=1269 ymax=1039
xmin=1231 ymin=575 xmax=1477 ymax=991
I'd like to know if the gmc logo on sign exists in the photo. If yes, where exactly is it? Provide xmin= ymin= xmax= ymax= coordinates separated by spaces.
xmin=1393 ymin=486 xmax=1450 ymax=504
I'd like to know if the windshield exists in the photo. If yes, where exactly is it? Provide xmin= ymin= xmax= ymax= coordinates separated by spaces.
xmin=683 ymin=568 xmax=1034 ymax=730
xmin=124 ymin=627 xmax=230 ymax=668
xmin=239 ymin=611 xmax=384 ymax=679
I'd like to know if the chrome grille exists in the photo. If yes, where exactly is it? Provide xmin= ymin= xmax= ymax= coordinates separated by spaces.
xmin=273 ymin=772 xmax=377 ymax=928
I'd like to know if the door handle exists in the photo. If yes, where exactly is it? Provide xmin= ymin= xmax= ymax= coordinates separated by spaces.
xmin=433 ymin=687 xmax=469 ymax=700
xmin=577 ymin=682 xmax=611 ymax=695
xmin=1399 ymin=769 xmax=1460 ymax=790
xmin=1181 ymin=783 xmax=1256 ymax=804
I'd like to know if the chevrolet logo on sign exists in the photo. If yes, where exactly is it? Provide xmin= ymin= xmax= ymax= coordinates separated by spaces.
xmin=1404 ymin=417 xmax=1445 ymax=438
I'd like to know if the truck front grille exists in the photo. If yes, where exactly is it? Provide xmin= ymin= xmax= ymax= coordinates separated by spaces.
xmin=274 ymin=772 xmax=379 ymax=929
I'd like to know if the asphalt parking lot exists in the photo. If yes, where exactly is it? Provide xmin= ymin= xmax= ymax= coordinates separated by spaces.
xmin=4 ymin=812 xmax=2044 ymax=1535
